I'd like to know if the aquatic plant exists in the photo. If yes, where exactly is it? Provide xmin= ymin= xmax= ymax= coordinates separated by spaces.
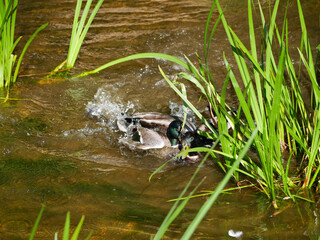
xmin=50 ymin=0 xmax=104 ymax=76
xmin=77 ymin=0 xmax=319 ymax=203
xmin=29 ymin=204 xmax=91 ymax=240
xmin=66 ymin=0 xmax=104 ymax=68
xmin=215 ymin=0 xmax=320 ymax=206
xmin=0 ymin=0 xmax=47 ymax=91
xmin=75 ymin=0 xmax=319 ymax=238
xmin=152 ymin=129 xmax=258 ymax=240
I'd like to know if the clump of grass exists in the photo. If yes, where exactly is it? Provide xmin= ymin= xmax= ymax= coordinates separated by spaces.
xmin=152 ymin=0 xmax=319 ymax=236
xmin=74 ymin=0 xmax=319 ymax=238
xmin=77 ymin=0 xmax=319 ymax=204
xmin=0 ymin=0 xmax=47 ymax=92
xmin=67 ymin=0 xmax=104 ymax=68
xmin=29 ymin=204 xmax=91 ymax=240
xmin=49 ymin=0 xmax=104 ymax=77
xmin=214 ymin=0 xmax=320 ymax=206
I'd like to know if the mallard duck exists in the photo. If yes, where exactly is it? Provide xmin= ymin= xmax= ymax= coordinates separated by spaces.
xmin=117 ymin=112 xmax=213 ymax=161
xmin=117 ymin=112 xmax=196 ymax=149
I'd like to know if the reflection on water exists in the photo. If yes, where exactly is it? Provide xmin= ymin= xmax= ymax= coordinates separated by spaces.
xmin=1 ymin=0 xmax=320 ymax=239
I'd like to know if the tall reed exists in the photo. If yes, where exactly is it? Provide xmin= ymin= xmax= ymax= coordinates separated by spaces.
xmin=0 ymin=0 xmax=47 ymax=90
xmin=66 ymin=0 xmax=104 ymax=68
xmin=50 ymin=0 xmax=104 ymax=75
xmin=76 ymin=0 xmax=319 ymax=203
xmin=75 ymin=0 xmax=319 ymax=237
xmin=216 ymin=0 xmax=319 ymax=205
xmin=153 ymin=0 xmax=319 ymax=237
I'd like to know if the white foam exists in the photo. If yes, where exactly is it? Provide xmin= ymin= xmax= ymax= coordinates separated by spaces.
xmin=169 ymin=101 xmax=196 ymax=123
xmin=86 ymin=87 xmax=134 ymax=130
xmin=228 ymin=229 xmax=243 ymax=238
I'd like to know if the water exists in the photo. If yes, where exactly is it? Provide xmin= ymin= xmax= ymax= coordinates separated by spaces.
xmin=1 ymin=0 xmax=320 ymax=239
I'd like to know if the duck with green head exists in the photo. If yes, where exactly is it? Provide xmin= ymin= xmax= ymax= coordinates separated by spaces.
xmin=117 ymin=112 xmax=213 ymax=161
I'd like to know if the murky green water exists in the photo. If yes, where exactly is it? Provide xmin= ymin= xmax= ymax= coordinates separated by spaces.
xmin=1 ymin=0 xmax=320 ymax=239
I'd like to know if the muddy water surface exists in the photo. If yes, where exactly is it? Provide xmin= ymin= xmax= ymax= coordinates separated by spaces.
xmin=0 ymin=0 xmax=319 ymax=239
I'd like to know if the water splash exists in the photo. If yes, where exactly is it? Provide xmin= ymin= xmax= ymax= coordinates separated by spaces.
xmin=86 ymin=85 xmax=201 ymax=138
xmin=169 ymin=101 xmax=196 ymax=124
xmin=86 ymin=87 xmax=135 ymax=130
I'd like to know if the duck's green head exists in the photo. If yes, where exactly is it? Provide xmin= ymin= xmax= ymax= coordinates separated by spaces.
xmin=167 ymin=119 xmax=183 ymax=146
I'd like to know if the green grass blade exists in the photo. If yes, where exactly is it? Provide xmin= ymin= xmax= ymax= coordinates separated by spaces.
xmin=10 ymin=35 xmax=21 ymax=56
xmin=222 ymin=53 xmax=255 ymax=131
xmin=297 ymin=49 xmax=320 ymax=102
xmin=76 ymin=53 xmax=189 ymax=78
xmin=0 ymin=0 xmax=15 ymax=35
xmin=205 ymin=13 xmax=222 ymax=65
xmin=153 ymin=178 xmax=206 ymax=240
xmin=153 ymin=135 xmax=222 ymax=240
xmin=297 ymin=0 xmax=314 ymax=68
xmin=149 ymin=157 xmax=175 ymax=181
xmin=84 ymin=231 xmax=93 ymax=240
xmin=179 ymin=82 xmax=188 ymax=131
xmin=204 ymin=1 xmax=223 ymax=67
xmin=67 ymin=0 xmax=82 ymax=63
xmin=159 ymin=66 xmax=216 ymax=134
xmin=306 ymin=119 xmax=320 ymax=188
xmin=10 ymin=0 xmax=17 ymax=46
xmin=178 ymin=72 xmax=207 ymax=95
xmin=63 ymin=212 xmax=70 ymax=240
xmin=264 ymin=0 xmax=280 ymax=80
xmin=219 ymin=71 xmax=234 ymax=171
xmin=183 ymin=55 xmax=207 ymax=84
xmin=216 ymin=0 xmax=263 ymax=132
xmin=68 ymin=0 xmax=93 ymax=64
xmin=248 ymin=0 xmax=264 ymax=116
xmin=180 ymin=128 xmax=258 ymax=240
xmin=68 ymin=0 xmax=104 ymax=67
xmin=76 ymin=0 xmax=93 ymax=41
xmin=204 ymin=1 xmax=216 ymax=60
xmin=70 ymin=216 xmax=85 ymax=240
xmin=13 ymin=23 xmax=48 ymax=83
xmin=168 ymin=184 xmax=256 ymax=202
xmin=267 ymin=43 xmax=286 ymax=203
xmin=29 ymin=204 xmax=45 ymax=240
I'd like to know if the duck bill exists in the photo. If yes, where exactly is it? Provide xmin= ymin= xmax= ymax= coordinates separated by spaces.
xmin=181 ymin=144 xmax=190 ymax=159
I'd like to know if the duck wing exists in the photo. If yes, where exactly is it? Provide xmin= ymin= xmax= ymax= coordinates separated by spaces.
xmin=132 ymin=112 xmax=175 ymax=129
xmin=139 ymin=126 xmax=171 ymax=149
xmin=119 ymin=126 xmax=170 ymax=150
xmin=133 ymin=112 xmax=197 ymax=132
xmin=117 ymin=112 xmax=174 ymax=133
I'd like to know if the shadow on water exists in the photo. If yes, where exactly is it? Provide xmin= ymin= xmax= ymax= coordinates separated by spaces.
xmin=0 ymin=0 xmax=320 ymax=239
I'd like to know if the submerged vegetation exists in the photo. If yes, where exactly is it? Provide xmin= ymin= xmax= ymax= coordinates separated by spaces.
xmin=0 ymin=0 xmax=47 ymax=92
